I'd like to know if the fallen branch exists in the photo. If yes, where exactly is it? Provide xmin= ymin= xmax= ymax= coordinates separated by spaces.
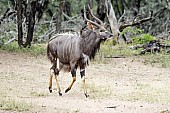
xmin=129 ymin=39 xmax=170 ymax=54
xmin=0 ymin=8 xmax=16 ymax=24
xmin=104 ymin=56 xmax=126 ymax=58
xmin=4 ymin=37 xmax=16 ymax=45
xmin=39 ymin=27 xmax=55 ymax=39
xmin=118 ymin=10 xmax=125 ymax=24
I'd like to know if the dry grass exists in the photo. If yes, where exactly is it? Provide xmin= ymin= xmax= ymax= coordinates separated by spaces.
xmin=30 ymin=92 xmax=48 ymax=97
xmin=0 ymin=98 xmax=32 ymax=112
xmin=88 ymin=82 xmax=112 ymax=99
xmin=0 ymin=45 xmax=170 ymax=112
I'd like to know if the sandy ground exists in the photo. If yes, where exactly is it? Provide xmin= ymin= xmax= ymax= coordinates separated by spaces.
xmin=0 ymin=51 xmax=170 ymax=113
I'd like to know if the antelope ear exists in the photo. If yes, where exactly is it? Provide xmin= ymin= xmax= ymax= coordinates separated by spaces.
xmin=87 ymin=22 xmax=94 ymax=30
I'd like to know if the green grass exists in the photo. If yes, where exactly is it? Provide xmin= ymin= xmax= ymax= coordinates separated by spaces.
xmin=0 ymin=99 xmax=32 ymax=112
xmin=164 ymin=40 xmax=170 ymax=45
xmin=1 ymin=40 xmax=170 ymax=68
xmin=0 ymin=41 xmax=46 ymax=56
xmin=100 ymin=40 xmax=137 ymax=57
xmin=96 ymin=40 xmax=170 ymax=68
xmin=94 ymin=40 xmax=138 ymax=64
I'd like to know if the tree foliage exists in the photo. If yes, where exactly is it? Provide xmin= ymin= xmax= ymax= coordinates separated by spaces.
xmin=0 ymin=0 xmax=169 ymax=47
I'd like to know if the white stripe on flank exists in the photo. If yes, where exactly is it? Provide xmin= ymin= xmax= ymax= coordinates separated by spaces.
xmin=74 ymin=36 xmax=78 ymax=52
xmin=63 ymin=40 xmax=66 ymax=59
xmin=62 ymin=36 xmax=70 ymax=60
xmin=65 ymin=38 xmax=71 ymax=60
xmin=57 ymin=35 xmax=62 ymax=49
xmin=57 ymin=58 xmax=59 ymax=69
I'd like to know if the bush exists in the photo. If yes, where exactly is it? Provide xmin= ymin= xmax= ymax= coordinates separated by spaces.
xmin=0 ymin=41 xmax=46 ymax=56
xmin=132 ymin=34 xmax=155 ymax=44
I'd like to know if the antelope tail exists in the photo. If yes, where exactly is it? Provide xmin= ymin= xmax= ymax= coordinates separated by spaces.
xmin=47 ymin=44 xmax=53 ymax=63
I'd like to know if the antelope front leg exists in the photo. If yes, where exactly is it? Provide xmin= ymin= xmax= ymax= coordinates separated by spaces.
xmin=65 ymin=68 xmax=76 ymax=93
xmin=80 ymin=68 xmax=89 ymax=97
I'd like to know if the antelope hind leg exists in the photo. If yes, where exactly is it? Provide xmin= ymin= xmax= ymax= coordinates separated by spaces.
xmin=54 ymin=58 xmax=62 ymax=96
xmin=54 ymin=74 xmax=62 ymax=96
xmin=80 ymin=69 xmax=89 ymax=97
xmin=82 ymin=76 xmax=89 ymax=97
xmin=49 ymin=69 xmax=53 ymax=93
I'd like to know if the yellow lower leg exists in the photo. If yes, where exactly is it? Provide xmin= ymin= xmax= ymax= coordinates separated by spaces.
xmin=54 ymin=75 xmax=62 ymax=96
xmin=82 ymin=76 xmax=89 ymax=97
xmin=65 ymin=77 xmax=76 ymax=93
xmin=49 ymin=70 xmax=53 ymax=93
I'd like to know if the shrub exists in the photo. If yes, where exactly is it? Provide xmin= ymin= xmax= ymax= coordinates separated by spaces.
xmin=132 ymin=34 xmax=155 ymax=44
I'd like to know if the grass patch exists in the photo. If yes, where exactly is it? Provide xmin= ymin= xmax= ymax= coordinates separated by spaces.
xmin=0 ymin=98 xmax=32 ymax=112
xmin=96 ymin=41 xmax=170 ymax=68
xmin=1 ymin=39 xmax=170 ymax=68
xmin=100 ymin=41 xmax=137 ymax=57
xmin=160 ymin=110 xmax=170 ymax=113
xmin=142 ymin=52 xmax=170 ymax=68
xmin=113 ymin=82 xmax=170 ymax=103
xmin=0 ymin=41 xmax=46 ymax=56
xmin=88 ymin=82 xmax=112 ymax=99
xmin=30 ymin=92 xmax=48 ymax=97
xmin=0 ymin=90 xmax=31 ymax=112
xmin=94 ymin=41 xmax=138 ymax=64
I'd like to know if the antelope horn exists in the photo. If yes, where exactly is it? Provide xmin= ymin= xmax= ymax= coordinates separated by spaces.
xmin=87 ymin=5 xmax=104 ymax=26
xmin=83 ymin=6 xmax=101 ymax=28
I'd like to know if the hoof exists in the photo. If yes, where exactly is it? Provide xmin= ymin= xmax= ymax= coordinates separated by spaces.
xmin=59 ymin=92 xmax=62 ymax=96
xmin=85 ymin=93 xmax=89 ymax=98
xmin=65 ymin=88 xmax=70 ymax=93
xmin=49 ymin=87 xmax=52 ymax=93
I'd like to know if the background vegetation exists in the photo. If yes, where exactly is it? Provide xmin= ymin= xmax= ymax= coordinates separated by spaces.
xmin=0 ymin=1 xmax=170 ymax=112
xmin=0 ymin=0 xmax=170 ymax=67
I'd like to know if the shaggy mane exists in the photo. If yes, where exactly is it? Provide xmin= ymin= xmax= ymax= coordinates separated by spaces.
xmin=80 ymin=29 xmax=104 ymax=60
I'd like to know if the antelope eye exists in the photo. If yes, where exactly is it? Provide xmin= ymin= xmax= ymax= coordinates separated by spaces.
xmin=100 ymin=30 xmax=105 ymax=32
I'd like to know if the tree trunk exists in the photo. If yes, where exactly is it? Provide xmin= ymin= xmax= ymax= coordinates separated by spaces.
xmin=16 ymin=0 xmax=23 ymax=47
xmin=105 ymin=0 xmax=120 ymax=42
xmin=63 ymin=0 xmax=71 ymax=20
xmin=24 ymin=1 xmax=37 ymax=47
xmin=89 ymin=0 xmax=93 ymax=9
xmin=56 ymin=1 xmax=64 ymax=33
xmin=96 ymin=0 xmax=106 ymax=22
xmin=132 ymin=0 xmax=141 ymax=16
xmin=115 ymin=0 xmax=127 ymax=42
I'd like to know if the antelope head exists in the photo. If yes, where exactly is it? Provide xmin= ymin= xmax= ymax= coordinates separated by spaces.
xmin=83 ymin=5 xmax=114 ymax=40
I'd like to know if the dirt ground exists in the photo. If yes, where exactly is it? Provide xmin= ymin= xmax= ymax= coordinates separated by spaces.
xmin=0 ymin=51 xmax=170 ymax=113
